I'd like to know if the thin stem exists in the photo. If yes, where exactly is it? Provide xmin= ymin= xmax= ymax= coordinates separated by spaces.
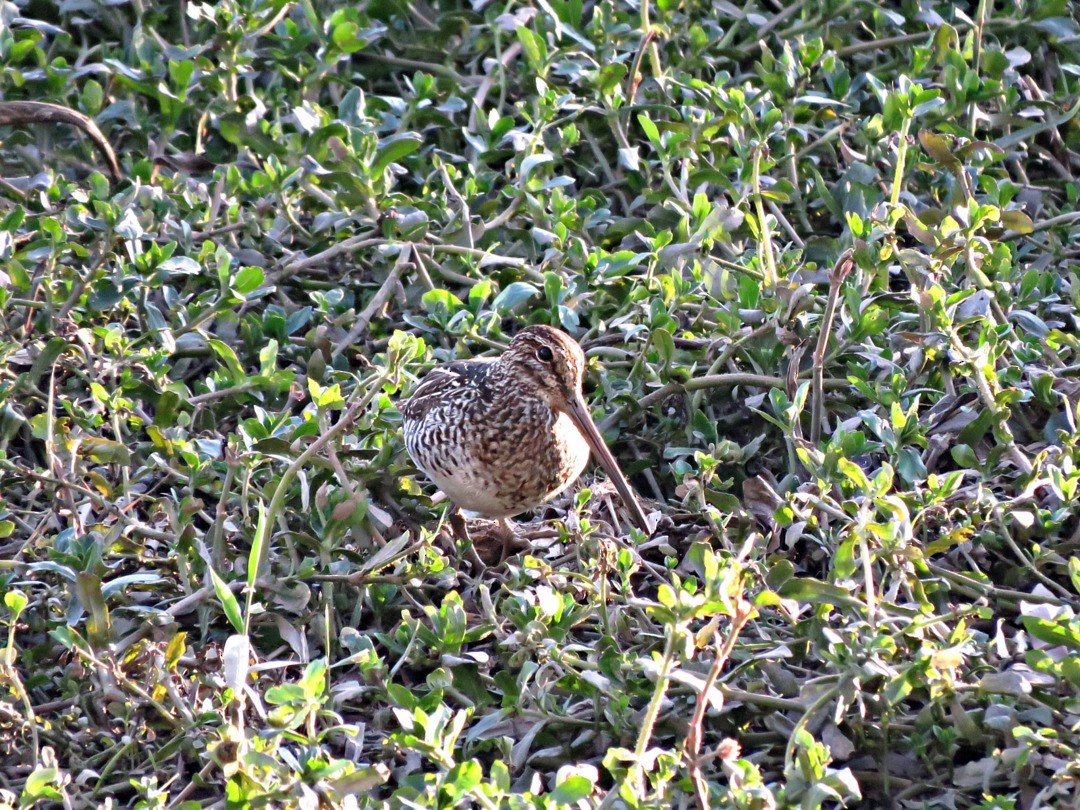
xmin=255 ymin=367 xmax=393 ymax=577
xmin=331 ymin=245 xmax=411 ymax=359
xmin=890 ymin=114 xmax=913 ymax=208
xmin=969 ymin=0 xmax=991 ymax=133
xmin=810 ymin=252 xmax=852 ymax=446
xmin=945 ymin=327 xmax=1032 ymax=474
xmin=636 ymin=633 xmax=677 ymax=757
xmin=600 ymin=627 xmax=681 ymax=806
xmin=685 ymin=600 xmax=755 ymax=808
xmin=752 ymin=144 xmax=778 ymax=288
xmin=784 ymin=684 xmax=839 ymax=772
xmin=2 ymin=607 xmax=39 ymax=769
xmin=599 ymin=372 xmax=851 ymax=434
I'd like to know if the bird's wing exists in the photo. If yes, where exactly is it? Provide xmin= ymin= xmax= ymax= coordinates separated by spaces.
xmin=399 ymin=359 xmax=496 ymax=420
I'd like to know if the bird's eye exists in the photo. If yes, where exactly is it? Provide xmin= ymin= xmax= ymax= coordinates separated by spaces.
xmin=536 ymin=345 xmax=554 ymax=362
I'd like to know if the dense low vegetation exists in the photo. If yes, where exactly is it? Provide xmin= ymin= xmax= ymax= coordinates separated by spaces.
xmin=2 ymin=0 xmax=1080 ymax=807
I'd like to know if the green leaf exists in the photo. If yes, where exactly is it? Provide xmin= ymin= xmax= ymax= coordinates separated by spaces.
xmin=883 ymin=669 xmax=916 ymax=707
xmin=896 ymin=446 xmax=927 ymax=483
xmin=994 ymin=98 xmax=1080 ymax=149
xmin=24 ymin=337 xmax=66 ymax=391
xmin=79 ymin=437 xmax=132 ymax=465
xmin=208 ymin=338 xmax=246 ymax=380
xmin=168 ymin=59 xmax=195 ymax=95
xmin=4 ymin=589 xmax=27 ymax=615
xmin=216 ymin=112 xmax=286 ymax=156
xmin=1070 ymin=558 xmax=1080 ymax=597
xmin=598 ymin=63 xmax=627 ymax=93
xmin=81 ymin=80 xmax=104 ymax=114
xmin=233 ymin=265 xmax=265 ymax=295
xmin=637 ymin=113 xmax=662 ymax=150
xmin=521 ymin=152 xmax=553 ymax=180
xmin=950 ymin=444 xmax=981 ymax=470
xmin=1021 ymin=615 xmax=1080 ymax=652
xmin=308 ymin=379 xmax=345 ymax=408
xmin=918 ymin=130 xmax=963 ymax=171
xmin=837 ymin=458 xmax=870 ymax=492
xmin=764 ymin=560 xmax=795 ymax=591
xmin=301 ymin=657 xmax=329 ymax=698
xmin=832 ymin=536 xmax=857 ymax=580
xmin=492 ymin=282 xmax=540 ymax=312
xmin=22 ymin=767 xmax=63 ymax=800
xmin=444 ymin=760 xmax=482 ymax=799
xmin=652 ymin=327 xmax=674 ymax=369
xmin=385 ymin=682 xmax=417 ymax=710
xmin=421 ymin=288 xmax=463 ymax=316
xmin=777 ymin=577 xmax=862 ymax=608
xmin=209 ymin=566 xmax=245 ymax=635
xmin=516 ymin=25 xmax=546 ymax=71
xmin=372 ymin=134 xmax=422 ymax=176
xmin=75 ymin=571 xmax=112 ymax=648
xmin=332 ymin=20 xmax=367 ymax=53
xmin=551 ymin=774 xmax=594 ymax=803
xmin=249 ymin=501 xmax=267 ymax=597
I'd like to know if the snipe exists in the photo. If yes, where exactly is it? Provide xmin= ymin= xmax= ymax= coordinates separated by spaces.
xmin=401 ymin=325 xmax=650 ymax=534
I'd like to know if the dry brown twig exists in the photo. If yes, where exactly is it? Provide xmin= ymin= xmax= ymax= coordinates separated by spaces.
xmin=684 ymin=598 xmax=756 ymax=809
xmin=0 ymin=100 xmax=122 ymax=183
xmin=810 ymin=250 xmax=853 ymax=447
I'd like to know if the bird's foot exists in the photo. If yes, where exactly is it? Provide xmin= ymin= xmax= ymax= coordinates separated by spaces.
xmin=447 ymin=511 xmax=491 ymax=570
xmin=448 ymin=516 xmax=535 ymax=567
xmin=446 ymin=512 xmax=553 ymax=568
xmin=463 ymin=517 xmax=523 ymax=566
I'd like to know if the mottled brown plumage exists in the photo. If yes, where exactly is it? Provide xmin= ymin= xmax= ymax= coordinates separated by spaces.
xmin=401 ymin=325 xmax=650 ymax=532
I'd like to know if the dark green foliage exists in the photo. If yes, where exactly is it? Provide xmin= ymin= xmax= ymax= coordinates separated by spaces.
xmin=2 ymin=0 xmax=1080 ymax=806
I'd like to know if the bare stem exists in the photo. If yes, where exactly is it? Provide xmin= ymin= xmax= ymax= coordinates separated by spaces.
xmin=684 ymin=600 xmax=755 ymax=808
xmin=752 ymin=145 xmax=778 ymax=288
xmin=810 ymin=251 xmax=853 ymax=446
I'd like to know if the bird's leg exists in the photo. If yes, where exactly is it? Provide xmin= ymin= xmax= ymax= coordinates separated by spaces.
xmin=496 ymin=518 xmax=516 ymax=564
xmin=448 ymin=508 xmax=491 ymax=571
xmin=449 ymin=508 xmax=471 ymax=544
xmin=495 ymin=518 xmax=544 ymax=563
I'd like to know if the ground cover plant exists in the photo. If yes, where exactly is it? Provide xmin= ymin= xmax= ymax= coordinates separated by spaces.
xmin=2 ymin=0 xmax=1080 ymax=806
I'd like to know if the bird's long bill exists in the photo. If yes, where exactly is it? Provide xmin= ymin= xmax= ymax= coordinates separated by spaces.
xmin=565 ymin=394 xmax=651 ymax=533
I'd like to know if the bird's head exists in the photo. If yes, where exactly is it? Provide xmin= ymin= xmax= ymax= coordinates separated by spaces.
xmin=502 ymin=325 xmax=587 ymax=407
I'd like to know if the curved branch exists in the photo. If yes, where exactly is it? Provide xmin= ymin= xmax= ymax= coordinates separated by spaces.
xmin=0 ymin=100 xmax=122 ymax=183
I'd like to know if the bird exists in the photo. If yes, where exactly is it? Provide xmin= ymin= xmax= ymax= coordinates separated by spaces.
xmin=400 ymin=325 xmax=651 ymax=536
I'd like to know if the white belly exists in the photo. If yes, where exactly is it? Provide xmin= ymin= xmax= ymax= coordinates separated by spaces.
xmin=410 ymin=408 xmax=591 ymax=518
